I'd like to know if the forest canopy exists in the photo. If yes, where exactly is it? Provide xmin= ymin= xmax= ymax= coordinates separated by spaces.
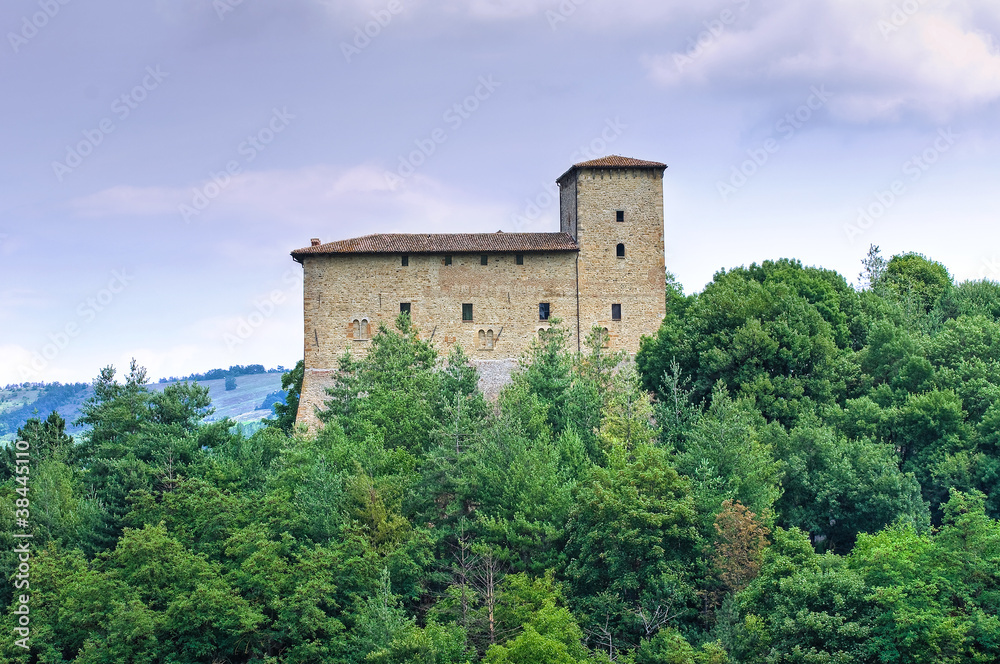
xmin=3 ymin=247 xmax=1000 ymax=663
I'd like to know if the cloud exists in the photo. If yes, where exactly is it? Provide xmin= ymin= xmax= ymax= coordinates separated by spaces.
xmin=644 ymin=0 xmax=1000 ymax=122
xmin=70 ymin=164 xmax=513 ymax=234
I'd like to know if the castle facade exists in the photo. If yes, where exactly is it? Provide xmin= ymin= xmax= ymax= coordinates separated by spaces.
xmin=291 ymin=155 xmax=667 ymax=428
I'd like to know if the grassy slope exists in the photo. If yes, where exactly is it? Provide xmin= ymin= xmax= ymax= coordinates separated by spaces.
xmin=0 ymin=373 xmax=284 ymax=443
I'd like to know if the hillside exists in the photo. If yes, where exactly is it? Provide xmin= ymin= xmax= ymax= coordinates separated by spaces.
xmin=0 ymin=371 xmax=285 ymax=443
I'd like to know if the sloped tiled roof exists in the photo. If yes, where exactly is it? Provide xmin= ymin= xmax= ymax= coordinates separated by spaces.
xmin=557 ymin=154 xmax=667 ymax=182
xmin=292 ymin=232 xmax=578 ymax=259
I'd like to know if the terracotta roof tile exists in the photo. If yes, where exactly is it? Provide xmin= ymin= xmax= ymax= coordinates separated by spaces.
xmin=572 ymin=155 xmax=667 ymax=169
xmin=292 ymin=232 xmax=578 ymax=258
xmin=557 ymin=155 xmax=666 ymax=182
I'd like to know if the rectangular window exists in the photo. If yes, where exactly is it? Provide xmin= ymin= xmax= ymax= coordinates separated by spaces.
xmin=539 ymin=303 xmax=550 ymax=321
xmin=616 ymin=210 xmax=625 ymax=222
xmin=481 ymin=254 xmax=488 ymax=265
xmin=401 ymin=254 xmax=409 ymax=266
xmin=612 ymin=303 xmax=622 ymax=321
xmin=444 ymin=255 xmax=452 ymax=265
xmin=462 ymin=303 xmax=473 ymax=321
xmin=516 ymin=254 xmax=524 ymax=265
xmin=400 ymin=303 xmax=411 ymax=315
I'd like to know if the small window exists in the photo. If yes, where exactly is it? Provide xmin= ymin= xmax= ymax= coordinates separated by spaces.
xmin=444 ymin=255 xmax=452 ymax=265
xmin=352 ymin=318 xmax=371 ymax=340
xmin=481 ymin=254 xmax=488 ymax=266
xmin=611 ymin=304 xmax=621 ymax=321
xmin=400 ymin=303 xmax=411 ymax=315
xmin=401 ymin=254 xmax=409 ymax=266
xmin=616 ymin=210 xmax=624 ymax=222
xmin=462 ymin=303 xmax=473 ymax=321
xmin=539 ymin=303 xmax=550 ymax=321
xmin=616 ymin=243 xmax=625 ymax=258
xmin=516 ymin=254 xmax=524 ymax=265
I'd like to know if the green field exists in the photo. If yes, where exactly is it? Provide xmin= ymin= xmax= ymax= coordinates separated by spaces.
xmin=0 ymin=372 xmax=285 ymax=443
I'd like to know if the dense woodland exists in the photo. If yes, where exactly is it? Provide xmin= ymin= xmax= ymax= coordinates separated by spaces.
xmin=3 ymin=248 xmax=1000 ymax=663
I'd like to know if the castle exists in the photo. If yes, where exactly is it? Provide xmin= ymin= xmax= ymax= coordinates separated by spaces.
xmin=291 ymin=155 xmax=668 ymax=428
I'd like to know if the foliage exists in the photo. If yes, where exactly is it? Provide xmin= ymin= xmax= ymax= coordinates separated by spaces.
xmin=7 ymin=250 xmax=1000 ymax=663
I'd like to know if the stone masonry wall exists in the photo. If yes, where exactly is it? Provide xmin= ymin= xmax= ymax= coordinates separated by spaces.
xmin=296 ymin=165 xmax=667 ymax=430
xmin=296 ymin=250 xmax=579 ymax=428
xmin=575 ymin=168 xmax=666 ymax=352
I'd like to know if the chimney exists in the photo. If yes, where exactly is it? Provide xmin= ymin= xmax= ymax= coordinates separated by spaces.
xmin=310 ymin=238 xmax=321 ymax=246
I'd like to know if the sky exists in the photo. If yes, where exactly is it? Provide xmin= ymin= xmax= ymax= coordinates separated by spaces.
xmin=1 ymin=0 xmax=999 ymax=385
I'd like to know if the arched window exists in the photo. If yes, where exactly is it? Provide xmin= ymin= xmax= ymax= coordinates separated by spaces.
xmin=479 ymin=329 xmax=486 ymax=348
xmin=352 ymin=319 xmax=361 ymax=339
xmin=602 ymin=327 xmax=611 ymax=348
xmin=486 ymin=329 xmax=494 ymax=350
xmin=360 ymin=319 xmax=370 ymax=339
xmin=616 ymin=243 xmax=625 ymax=258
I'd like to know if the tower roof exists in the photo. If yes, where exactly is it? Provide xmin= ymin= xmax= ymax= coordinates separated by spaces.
xmin=557 ymin=155 xmax=667 ymax=183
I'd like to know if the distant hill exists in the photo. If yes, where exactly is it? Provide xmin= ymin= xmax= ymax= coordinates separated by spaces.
xmin=0 ymin=368 xmax=288 ymax=443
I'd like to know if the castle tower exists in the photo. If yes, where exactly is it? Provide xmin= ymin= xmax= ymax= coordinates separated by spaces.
xmin=557 ymin=156 xmax=667 ymax=352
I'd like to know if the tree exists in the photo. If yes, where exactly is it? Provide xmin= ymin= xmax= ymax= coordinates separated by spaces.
xmin=711 ymin=500 xmax=769 ymax=596
xmin=858 ymin=244 xmax=887 ymax=291
xmin=268 ymin=359 xmax=305 ymax=435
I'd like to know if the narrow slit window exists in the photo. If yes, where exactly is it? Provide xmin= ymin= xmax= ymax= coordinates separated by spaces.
xmin=616 ymin=210 xmax=624 ymax=222
xmin=462 ymin=303 xmax=473 ymax=321
xmin=481 ymin=254 xmax=488 ymax=266
xmin=611 ymin=304 xmax=621 ymax=321
xmin=539 ymin=303 xmax=550 ymax=321
xmin=616 ymin=243 xmax=625 ymax=258
xmin=401 ymin=254 xmax=409 ymax=266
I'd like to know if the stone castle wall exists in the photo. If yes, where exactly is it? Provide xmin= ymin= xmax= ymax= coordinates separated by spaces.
xmin=295 ymin=164 xmax=666 ymax=430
